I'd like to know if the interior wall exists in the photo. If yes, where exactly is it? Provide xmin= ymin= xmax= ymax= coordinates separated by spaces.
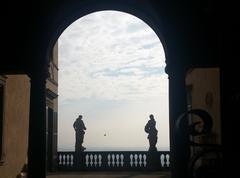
xmin=0 ymin=75 xmax=30 ymax=178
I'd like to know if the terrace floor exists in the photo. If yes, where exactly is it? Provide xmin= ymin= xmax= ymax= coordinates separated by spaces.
xmin=47 ymin=171 xmax=171 ymax=178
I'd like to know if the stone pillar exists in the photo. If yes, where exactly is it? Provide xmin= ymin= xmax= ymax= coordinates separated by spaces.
xmin=168 ymin=69 xmax=190 ymax=178
xmin=28 ymin=73 xmax=47 ymax=178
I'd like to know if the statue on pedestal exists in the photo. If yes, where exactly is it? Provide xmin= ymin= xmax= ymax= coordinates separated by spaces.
xmin=145 ymin=114 xmax=158 ymax=152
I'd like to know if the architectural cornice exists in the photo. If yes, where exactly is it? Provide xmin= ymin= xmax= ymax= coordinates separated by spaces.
xmin=46 ymin=88 xmax=58 ymax=100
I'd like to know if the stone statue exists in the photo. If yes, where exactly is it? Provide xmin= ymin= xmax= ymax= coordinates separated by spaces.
xmin=73 ymin=115 xmax=86 ymax=152
xmin=145 ymin=114 xmax=158 ymax=151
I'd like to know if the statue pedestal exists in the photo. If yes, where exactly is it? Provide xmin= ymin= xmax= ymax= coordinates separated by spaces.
xmin=148 ymin=150 xmax=160 ymax=171
xmin=74 ymin=152 xmax=85 ymax=169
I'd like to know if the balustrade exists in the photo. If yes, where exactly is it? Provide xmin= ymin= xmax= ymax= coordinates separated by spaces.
xmin=57 ymin=151 xmax=170 ymax=171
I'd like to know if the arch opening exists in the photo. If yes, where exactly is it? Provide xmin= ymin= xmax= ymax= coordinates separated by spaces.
xmin=57 ymin=10 xmax=169 ymax=152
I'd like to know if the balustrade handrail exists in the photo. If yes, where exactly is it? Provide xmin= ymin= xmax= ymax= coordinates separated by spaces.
xmin=57 ymin=151 xmax=170 ymax=171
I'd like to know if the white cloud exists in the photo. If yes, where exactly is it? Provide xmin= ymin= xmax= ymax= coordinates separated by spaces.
xmin=59 ymin=11 xmax=166 ymax=102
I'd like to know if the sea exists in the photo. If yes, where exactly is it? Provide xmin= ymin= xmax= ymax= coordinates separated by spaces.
xmin=58 ymin=146 xmax=170 ymax=152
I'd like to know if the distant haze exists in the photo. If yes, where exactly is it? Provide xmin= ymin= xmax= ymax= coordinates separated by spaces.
xmin=58 ymin=11 xmax=169 ymax=151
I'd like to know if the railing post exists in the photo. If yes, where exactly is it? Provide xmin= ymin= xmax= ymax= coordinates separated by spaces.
xmin=101 ymin=152 xmax=108 ymax=169
xmin=124 ymin=152 xmax=130 ymax=170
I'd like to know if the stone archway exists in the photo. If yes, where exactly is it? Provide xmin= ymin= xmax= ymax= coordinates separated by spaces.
xmin=42 ymin=2 xmax=188 ymax=178
xmin=24 ymin=1 xmax=215 ymax=178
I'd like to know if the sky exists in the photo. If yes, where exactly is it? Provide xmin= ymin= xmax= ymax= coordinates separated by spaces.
xmin=58 ymin=11 xmax=169 ymax=151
